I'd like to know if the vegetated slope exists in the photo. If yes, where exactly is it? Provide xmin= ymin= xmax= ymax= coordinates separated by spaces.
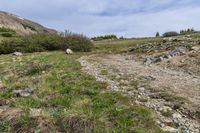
xmin=0 ymin=11 xmax=57 ymax=35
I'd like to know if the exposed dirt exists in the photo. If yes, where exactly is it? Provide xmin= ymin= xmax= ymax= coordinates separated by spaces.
xmin=79 ymin=50 xmax=200 ymax=133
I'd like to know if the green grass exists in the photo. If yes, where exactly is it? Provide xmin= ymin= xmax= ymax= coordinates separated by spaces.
xmin=0 ymin=51 xmax=169 ymax=132
xmin=94 ymin=37 xmax=163 ymax=53
xmin=94 ymin=32 xmax=200 ymax=54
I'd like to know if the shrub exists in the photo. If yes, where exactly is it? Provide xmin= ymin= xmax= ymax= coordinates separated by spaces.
xmin=0 ymin=32 xmax=13 ymax=37
xmin=0 ymin=33 xmax=93 ymax=54
xmin=91 ymin=35 xmax=118 ymax=41
xmin=64 ymin=34 xmax=93 ymax=52
xmin=163 ymin=31 xmax=179 ymax=37
xmin=0 ymin=27 xmax=16 ymax=38
xmin=0 ymin=39 xmax=23 ymax=54
xmin=0 ymin=27 xmax=16 ymax=33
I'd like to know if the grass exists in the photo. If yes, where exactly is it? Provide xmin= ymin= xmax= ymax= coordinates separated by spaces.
xmin=0 ymin=36 xmax=4 ymax=42
xmin=0 ymin=51 xmax=169 ymax=132
xmin=94 ymin=37 xmax=163 ymax=54
xmin=94 ymin=32 xmax=200 ymax=54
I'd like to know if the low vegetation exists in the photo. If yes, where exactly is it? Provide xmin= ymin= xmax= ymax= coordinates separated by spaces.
xmin=0 ymin=52 xmax=169 ymax=132
xmin=162 ymin=31 xmax=179 ymax=37
xmin=91 ymin=34 xmax=118 ymax=41
xmin=0 ymin=27 xmax=16 ymax=33
xmin=0 ymin=27 xmax=16 ymax=37
xmin=94 ymin=37 xmax=163 ymax=53
xmin=0 ymin=33 xmax=93 ymax=54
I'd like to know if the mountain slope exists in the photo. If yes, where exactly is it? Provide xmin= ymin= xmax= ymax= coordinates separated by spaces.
xmin=0 ymin=11 xmax=57 ymax=35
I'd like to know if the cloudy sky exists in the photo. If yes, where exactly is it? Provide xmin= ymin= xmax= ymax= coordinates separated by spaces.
xmin=1 ymin=0 xmax=200 ymax=37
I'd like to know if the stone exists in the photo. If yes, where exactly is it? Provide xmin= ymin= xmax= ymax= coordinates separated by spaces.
xmin=138 ymin=87 xmax=145 ymax=92
xmin=163 ymin=118 xmax=173 ymax=125
xmin=172 ymin=113 xmax=182 ymax=124
xmin=42 ymin=71 xmax=46 ymax=74
xmin=13 ymin=52 xmax=23 ymax=56
xmin=164 ymin=54 xmax=172 ymax=59
xmin=172 ymin=113 xmax=182 ymax=119
xmin=13 ymin=88 xmax=33 ymax=97
xmin=30 ymin=108 xmax=42 ymax=117
xmin=191 ymin=46 xmax=199 ymax=51
xmin=155 ymin=57 xmax=164 ymax=63
xmin=168 ymin=47 xmax=187 ymax=56
xmin=159 ymin=106 xmax=172 ymax=112
xmin=66 ymin=49 xmax=73 ymax=54
xmin=144 ymin=57 xmax=157 ymax=65
xmin=162 ymin=126 xmax=178 ymax=132
xmin=143 ymin=76 xmax=156 ymax=81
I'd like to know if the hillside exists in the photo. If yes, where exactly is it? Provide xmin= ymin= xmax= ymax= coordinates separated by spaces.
xmin=0 ymin=11 xmax=57 ymax=35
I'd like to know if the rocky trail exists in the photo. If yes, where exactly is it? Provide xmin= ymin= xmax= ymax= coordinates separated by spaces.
xmin=79 ymin=53 xmax=200 ymax=133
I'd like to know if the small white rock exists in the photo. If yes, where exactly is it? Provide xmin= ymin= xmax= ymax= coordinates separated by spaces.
xmin=172 ymin=113 xmax=182 ymax=119
xmin=138 ymin=87 xmax=145 ymax=92
xmin=162 ymin=126 xmax=178 ymax=132
xmin=30 ymin=108 xmax=42 ymax=117
xmin=13 ymin=52 xmax=23 ymax=56
xmin=66 ymin=49 xmax=73 ymax=54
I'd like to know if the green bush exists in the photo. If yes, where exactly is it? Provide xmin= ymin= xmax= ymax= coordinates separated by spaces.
xmin=0 ymin=33 xmax=93 ymax=54
xmin=0 ymin=32 xmax=13 ymax=37
xmin=0 ymin=27 xmax=16 ymax=33
xmin=91 ymin=34 xmax=118 ymax=41
xmin=64 ymin=34 xmax=93 ymax=52
xmin=163 ymin=31 xmax=179 ymax=37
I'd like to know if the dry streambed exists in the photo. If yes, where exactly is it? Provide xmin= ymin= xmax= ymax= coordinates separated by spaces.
xmin=79 ymin=53 xmax=200 ymax=133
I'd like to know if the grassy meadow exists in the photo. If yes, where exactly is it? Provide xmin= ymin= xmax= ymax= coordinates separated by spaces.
xmin=0 ymin=51 xmax=170 ymax=132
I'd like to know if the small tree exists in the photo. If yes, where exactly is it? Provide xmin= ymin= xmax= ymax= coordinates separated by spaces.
xmin=156 ymin=32 xmax=160 ymax=37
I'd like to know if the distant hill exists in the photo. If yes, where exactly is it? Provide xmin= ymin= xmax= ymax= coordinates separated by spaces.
xmin=0 ymin=11 xmax=57 ymax=35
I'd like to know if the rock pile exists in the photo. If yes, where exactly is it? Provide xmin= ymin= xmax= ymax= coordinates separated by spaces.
xmin=144 ymin=47 xmax=188 ymax=65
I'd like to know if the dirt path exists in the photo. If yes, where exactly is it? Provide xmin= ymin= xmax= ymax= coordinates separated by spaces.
xmin=79 ymin=54 xmax=200 ymax=133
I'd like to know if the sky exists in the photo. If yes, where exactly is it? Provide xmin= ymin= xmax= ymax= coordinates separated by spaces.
xmin=1 ymin=0 xmax=200 ymax=37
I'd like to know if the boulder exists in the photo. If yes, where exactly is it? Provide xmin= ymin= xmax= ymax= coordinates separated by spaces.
xmin=13 ymin=88 xmax=33 ymax=97
xmin=168 ymin=47 xmax=187 ymax=56
xmin=30 ymin=108 xmax=42 ymax=117
xmin=162 ymin=126 xmax=178 ymax=132
xmin=13 ymin=52 xmax=23 ymax=56
xmin=66 ymin=49 xmax=73 ymax=54
xmin=191 ymin=46 xmax=199 ymax=51
xmin=159 ymin=106 xmax=172 ymax=112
